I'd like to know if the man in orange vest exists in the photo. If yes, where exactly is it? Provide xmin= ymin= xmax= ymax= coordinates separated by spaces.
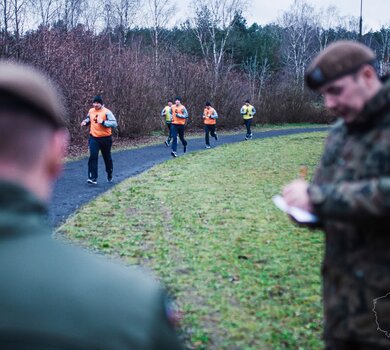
xmin=170 ymin=96 xmax=188 ymax=158
xmin=203 ymin=102 xmax=218 ymax=149
xmin=81 ymin=95 xmax=117 ymax=184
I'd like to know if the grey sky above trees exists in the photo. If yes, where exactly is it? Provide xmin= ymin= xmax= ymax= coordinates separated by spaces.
xmin=179 ymin=0 xmax=390 ymax=32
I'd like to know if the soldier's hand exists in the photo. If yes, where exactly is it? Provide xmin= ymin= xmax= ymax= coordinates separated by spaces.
xmin=81 ymin=121 xmax=87 ymax=126
xmin=97 ymin=115 xmax=104 ymax=124
xmin=282 ymin=179 xmax=313 ymax=212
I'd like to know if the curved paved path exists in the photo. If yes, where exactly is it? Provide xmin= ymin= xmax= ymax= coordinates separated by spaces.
xmin=50 ymin=127 xmax=328 ymax=227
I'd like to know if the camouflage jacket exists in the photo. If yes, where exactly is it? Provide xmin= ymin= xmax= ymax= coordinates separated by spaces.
xmin=307 ymin=77 xmax=390 ymax=345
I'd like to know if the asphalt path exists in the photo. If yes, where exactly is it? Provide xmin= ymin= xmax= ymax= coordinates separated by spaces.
xmin=49 ymin=127 xmax=328 ymax=227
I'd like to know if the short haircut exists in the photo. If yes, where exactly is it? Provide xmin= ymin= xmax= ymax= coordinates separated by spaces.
xmin=0 ymin=97 xmax=55 ymax=169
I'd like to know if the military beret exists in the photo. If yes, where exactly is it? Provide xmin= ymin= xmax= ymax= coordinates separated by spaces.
xmin=305 ymin=40 xmax=376 ymax=90
xmin=0 ymin=61 xmax=66 ymax=129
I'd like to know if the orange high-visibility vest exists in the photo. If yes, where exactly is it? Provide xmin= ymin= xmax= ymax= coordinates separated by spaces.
xmin=88 ymin=107 xmax=113 ymax=137
xmin=203 ymin=107 xmax=217 ymax=125
xmin=172 ymin=105 xmax=186 ymax=125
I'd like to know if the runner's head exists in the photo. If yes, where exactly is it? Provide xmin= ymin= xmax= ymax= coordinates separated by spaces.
xmin=93 ymin=95 xmax=103 ymax=110
xmin=175 ymin=96 xmax=182 ymax=106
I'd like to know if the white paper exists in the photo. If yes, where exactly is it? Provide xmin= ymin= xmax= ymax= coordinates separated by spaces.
xmin=272 ymin=195 xmax=318 ymax=223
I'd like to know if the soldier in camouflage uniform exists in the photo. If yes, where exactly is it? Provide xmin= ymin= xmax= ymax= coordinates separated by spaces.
xmin=283 ymin=41 xmax=390 ymax=349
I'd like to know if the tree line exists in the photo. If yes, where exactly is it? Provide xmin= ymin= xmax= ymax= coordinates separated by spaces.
xmin=1 ymin=0 xmax=389 ymax=142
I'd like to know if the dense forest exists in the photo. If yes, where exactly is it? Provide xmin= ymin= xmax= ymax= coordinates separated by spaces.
xmin=1 ymin=0 xmax=389 ymax=141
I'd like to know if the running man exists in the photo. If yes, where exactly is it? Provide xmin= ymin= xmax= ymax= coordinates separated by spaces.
xmin=81 ymin=95 xmax=117 ymax=184
xmin=203 ymin=101 xmax=218 ymax=149
xmin=240 ymin=99 xmax=256 ymax=140
xmin=171 ymin=96 xmax=188 ymax=158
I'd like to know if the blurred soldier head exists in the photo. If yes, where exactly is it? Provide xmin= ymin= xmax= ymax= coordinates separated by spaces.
xmin=305 ymin=40 xmax=382 ymax=124
xmin=0 ymin=61 xmax=68 ymax=201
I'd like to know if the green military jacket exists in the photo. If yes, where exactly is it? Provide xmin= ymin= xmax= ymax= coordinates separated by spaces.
xmin=308 ymin=77 xmax=390 ymax=345
xmin=0 ymin=181 xmax=182 ymax=349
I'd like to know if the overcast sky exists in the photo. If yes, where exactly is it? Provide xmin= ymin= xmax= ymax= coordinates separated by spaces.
xmin=248 ymin=0 xmax=389 ymax=31
xmin=179 ymin=0 xmax=389 ymax=32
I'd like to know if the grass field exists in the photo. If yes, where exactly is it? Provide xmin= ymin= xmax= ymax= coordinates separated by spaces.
xmin=58 ymin=132 xmax=327 ymax=349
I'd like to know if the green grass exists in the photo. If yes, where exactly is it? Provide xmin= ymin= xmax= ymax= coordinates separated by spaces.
xmin=58 ymin=132 xmax=327 ymax=349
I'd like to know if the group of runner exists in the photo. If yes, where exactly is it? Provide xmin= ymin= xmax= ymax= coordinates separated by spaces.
xmin=81 ymin=95 xmax=256 ymax=183
xmin=161 ymin=97 xmax=257 ymax=157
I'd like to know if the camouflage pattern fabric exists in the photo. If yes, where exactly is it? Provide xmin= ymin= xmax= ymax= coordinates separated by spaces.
xmin=308 ymin=78 xmax=390 ymax=347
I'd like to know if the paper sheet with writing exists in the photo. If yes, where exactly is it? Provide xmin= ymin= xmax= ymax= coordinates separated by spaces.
xmin=272 ymin=195 xmax=318 ymax=224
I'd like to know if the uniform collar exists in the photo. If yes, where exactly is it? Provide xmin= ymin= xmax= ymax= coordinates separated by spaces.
xmin=0 ymin=181 xmax=49 ymax=238
xmin=361 ymin=77 xmax=390 ymax=120
xmin=346 ymin=77 xmax=390 ymax=132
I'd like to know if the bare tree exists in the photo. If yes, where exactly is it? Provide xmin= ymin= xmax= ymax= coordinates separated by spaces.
xmin=146 ymin=0 xmax=175 ymax=69
xmin=243 ymin=55 xmax=257 ymax=101
xmin=11 ymin=0 xmax=29 ymax=57
xmin=103 ymin=0 xmax=115 ymax=31
xmin=0 ymin=0 xmax=12 ymax=56
xmin=341 ymin=15 xmax=360 ymax=40
xmin=279 ymin=0 xmax=318 ymax=92
xmin=316 ymin=5 xmax=341 ymax=50
xmin=32 ymin=0 xmax=59 ymax=26
xmin=377 ymin=26 xmax=390 ymax=76
xmin=100 ymin=0 xmax=139 ymax=46
xmin=114 ymin=0 xmax=140 ymax=41
xmin=58 ymin=0 xmax=85 ymax=30
xmin=190 ymin=0 xmax=247 ymax=97
xmin=0 ymin=0 xmax=29 ymax=57
xmin=243 ymin=55 xmax=272 ymax=101
xmin=257 ymin=57 xmax=271 ymax=100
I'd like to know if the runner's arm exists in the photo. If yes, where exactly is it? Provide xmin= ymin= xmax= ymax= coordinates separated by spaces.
xmin=81 ymin=115 xmax=90 ymax=126
xmin=177 ymin=107 xmax=188 ymax=119
xmin=210 ymin=109 xmax=218 ymax=119
xmin=102 ymin=110 xmax=118 ymax=128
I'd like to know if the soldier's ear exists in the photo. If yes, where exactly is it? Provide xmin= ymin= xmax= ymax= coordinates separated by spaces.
xmin=359 ymin=64 xmax=376 ymax=81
